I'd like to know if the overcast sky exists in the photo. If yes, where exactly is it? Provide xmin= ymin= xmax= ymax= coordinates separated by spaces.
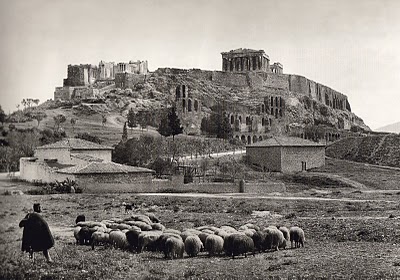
xmin=1 ymin=0 xmax=399 ymax=129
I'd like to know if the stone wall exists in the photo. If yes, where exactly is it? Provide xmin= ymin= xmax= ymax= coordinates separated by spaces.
xmin=246 ymin=146 xmax=282 ymax=172
xmin=211 ymin=71 xmax=248 ymax=87
xmin=280 ymin=146 xmax=325 ymax=172
xmin=115 ymin=73 xmax=147 ymax=89
xmin=35 ymin=149 xmax=72 ymax=164
xmin=19 ymin=157 xmax=74 ymax=183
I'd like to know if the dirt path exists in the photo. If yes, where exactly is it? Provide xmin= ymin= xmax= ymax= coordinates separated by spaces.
xmin=135 ymin=192 xmax=396 ymax=203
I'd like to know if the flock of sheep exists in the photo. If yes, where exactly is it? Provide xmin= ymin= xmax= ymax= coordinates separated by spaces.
xmin=73 ymin=213 xmax=305 ymax=259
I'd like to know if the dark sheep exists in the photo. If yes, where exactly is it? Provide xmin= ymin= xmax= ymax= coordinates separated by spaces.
xmin=79 ymin=226 xmax=96 ymax=245
xmin=290 ymin=226 xmax=305 ymax=248
xmin=75 ymin=215 xmax=86 ymax=224
xmin=164 ymin=237 xmax=184 ymax=259
xmin=252 ymin=230 xmax=267 ymax=252
xmin=19 ymin=212 xmax=54 ymax=262
xmin=224 ymin=234 xmax=255 ymax=259
xmin=126 ymin=229 xmax=141 ymax=252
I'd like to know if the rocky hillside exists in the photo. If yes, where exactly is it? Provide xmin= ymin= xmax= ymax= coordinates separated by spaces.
xmin=326 ymin=134 xmax=400 ymax=168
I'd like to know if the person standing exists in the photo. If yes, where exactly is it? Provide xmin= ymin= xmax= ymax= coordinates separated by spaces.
xmin=19 ymin=204 xmax=54 ymax=262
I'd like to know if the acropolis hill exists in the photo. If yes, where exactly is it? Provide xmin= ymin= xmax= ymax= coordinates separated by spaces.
xmin=53 ymin=48 xmax=369 ymax=144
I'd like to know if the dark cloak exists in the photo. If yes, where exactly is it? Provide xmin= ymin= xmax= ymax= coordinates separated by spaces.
xmin=19 ymin=212 xmax=54 ymax=253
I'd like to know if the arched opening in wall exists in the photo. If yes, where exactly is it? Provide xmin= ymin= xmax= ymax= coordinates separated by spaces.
xmin=261 ymin=104 xmax=265 ymax=113
xmin=252 ymin=57 xmax=257 ymax=70
xmin=188 ymin=99 xmax=192 ymax=112
xmin=239 ymin=115 xmax=242 ymax=123
xmin=182 ymin=99 xmax=186 ymax=111
xmin=235 ymin=135 xmax=240 ymax=140
xmin=271 ymin=96 xmax=274 ymax=107
xmin=259 ymin=136 xmax=263 ymax=141
xmin=230 ymin=60 xmax=233 ymax=71
xmin=269 ymin=118 xmax=272 ymax=126
xmin=253 ymin=135 xmax=257 ymax=143
xmin=275 ymin=108 xmax=278 ymax=118
xmin=279 ymin=109 xmax=283 ymax=117
xmin=231 ymin=115 xmax=234 ymax=124
xmin=247 ymin=135 xmax=251 ymax=144
xmin=262 ymin=118 xmax=265 ymax=126
xmin=176 ymin=86 xmax=181 ymax=100
xmin=194 ymin=100 xmax=199 ymax=112
xmin=182 ymin=85 xmax=186 ymax=96
xmin=246 ymin=116 xmax=250 ymax=125
xmin=275 ymin=97 xmax=279 ymax=107
xmin=241 ymin=135 xmax=246 ymax=144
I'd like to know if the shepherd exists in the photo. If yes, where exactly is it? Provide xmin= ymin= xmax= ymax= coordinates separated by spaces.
xmin=19 ymin=204 xmax=54 ymax=262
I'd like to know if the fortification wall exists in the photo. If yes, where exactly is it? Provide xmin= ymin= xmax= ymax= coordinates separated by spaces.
xmin=211 ymin=71 xmax=248 ymax=87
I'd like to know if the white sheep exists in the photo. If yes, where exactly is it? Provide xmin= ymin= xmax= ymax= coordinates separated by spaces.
xmin=278 ymin=226 xmax=290 ymax=243
xmin=91 ymin=231 xmax=110 ymax=250
xmin=184 ymin=235 xmax=203 ymax=257
xmin=73 ymin=226 xmax=82 ymax=244
xmin=109 ymin=230 xmax=129 ymax=250
xmin=289 ymin=226 xmax=305 ymax=248
xmin=264 ymin=227 xmax=285 ymax=251
xmin=204 ymin=234 xmax=224 ymax=256
xmin=164 ymin=236 xmax=184 ymax=259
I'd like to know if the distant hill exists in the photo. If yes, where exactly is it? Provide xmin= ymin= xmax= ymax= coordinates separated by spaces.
xmin=376 ymin=122 xmax=400 ymax=133
xmin=326 ymin=134 xmax=400 ymax=168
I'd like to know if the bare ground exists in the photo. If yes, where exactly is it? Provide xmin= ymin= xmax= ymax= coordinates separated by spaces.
xmin=1 ymin=158 xmax=400 ymax=279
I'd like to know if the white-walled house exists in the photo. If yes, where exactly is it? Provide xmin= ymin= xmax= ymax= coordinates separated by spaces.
xmin=19 ymin=138 xmax=154 ymax=191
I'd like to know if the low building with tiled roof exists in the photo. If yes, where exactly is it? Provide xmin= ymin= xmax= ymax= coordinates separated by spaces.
xmin=246 ymin=136 xmax=325 ymax=172
xmin=19 ymin=138 xmax=157 ymax=192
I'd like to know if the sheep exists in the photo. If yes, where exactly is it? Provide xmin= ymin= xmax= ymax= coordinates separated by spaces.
xmin=126 ymin=228 xmax=141 ymax=251
xmin=198 ymin=232 xmax=210 ymax=246
xmin=204 ymin=234 xmax=224 ymax=256
xmin=220 ymin=225 xmax=237 ymax=234
xmin=243 ymin=223 xmax=260 ymax=231
xmin=252 ymin=230 xmax=267 ymax=252
xmin=264 ymin=227 xmax=285 ymax=251
xmin=125 ymin=221 xmax=152 ymax=231
xmin=78 ymin=226 xmax=96 ymax=246
xmin=180 ymin=229 xmax=202 ymax=242
xmin=278 ymin=226 xmax=290 ymax=244
xmin=151 ymin=223 xmax=165 ymax=232
xmin=289 ymin=226 xmax=305 ymax=248
xmin=164 ymin=236 xmax=184 ymax=259
xmin=224 ymin=234 xmax=255 ymax=259
xmin=109 ymin=230 xmax=129 ymax=250
xmin=128 ymin=214 xmax=152 ymax=225
xmin=215 ymin=229 xmax=229 ymax=239
xmin=158 ymin=233 xmax=183 ymax=254
xmin=239 ymin=228 xmax=256 ymax=238
xmin=184 ymin=235 xmax=203 ymax=257
xmin=197 ymin=226 xmax=219 ymax=232
xmin=77 ymin=221 xmax=106 ymax=228
xmin=164 ymin=228 xmax=181 ymax=235
xmin=73 ymin=226 xmax=82 ymax=244
xmin=91 ymin=231 xmax=110 ymax=250
xmin=146 ymin=213 xmax=160 ymax=223
xmin=75 ymin=215 xmax=85 ymax=224
xmin=137 ymin=231 xmax=163 ymax=252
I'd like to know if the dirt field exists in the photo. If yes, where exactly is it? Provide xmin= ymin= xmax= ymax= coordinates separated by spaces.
xmin=1 ymin=160 xmax=400 ymax=279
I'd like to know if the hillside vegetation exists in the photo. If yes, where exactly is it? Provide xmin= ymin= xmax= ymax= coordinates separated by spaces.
xmin=326 ymin=134 xmax=400 ymax=168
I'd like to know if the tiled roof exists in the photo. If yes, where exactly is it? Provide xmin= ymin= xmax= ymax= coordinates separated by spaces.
xmin=57 ymin=162 xmax=155 ymax=175
xmin=37 ymin=138 xmax=113 ymax=150
xmin=247 ymin=136 xmax=326 ymax=148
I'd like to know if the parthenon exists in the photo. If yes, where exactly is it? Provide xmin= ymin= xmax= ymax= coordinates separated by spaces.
xmin=221 ymin=48 xmax=271 ymax=72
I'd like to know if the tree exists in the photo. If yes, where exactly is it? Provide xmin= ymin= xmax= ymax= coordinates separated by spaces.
xmin=0 ymin=105 xmax=6 ymax=125
xmin=137 ymin=111 xmax=147 ymax=132
xmin=200 ymin=105 xmax=232 ymax=140
xmin=70 ymin=118 xmax=76 ymax=133
xmin=53 ymin=114 xmax=66 ymax=131
xmin=158 ymin=107 xmax=183 ymax=140
xmin=122 ymin=122 xmax=128 ymax=142
xmin=75 ymin=132 xmax=102 ymax=144
xmin=127 ymin=108 xmax=137 ymax=132
xmin=31 ymin=111 xmax=47 ymax=127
